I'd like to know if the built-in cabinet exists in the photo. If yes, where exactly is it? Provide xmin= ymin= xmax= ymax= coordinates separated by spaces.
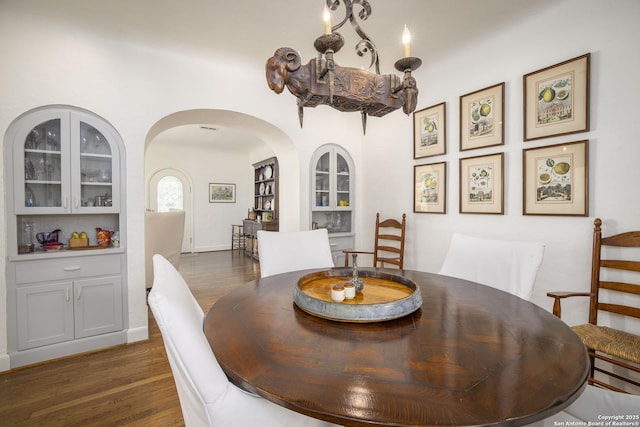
xmin=310 ymin=145 xmax=355 ymax=265
xmin=3 ymin=105 xmax=127 ymax=368
xmin=244 ymin=157 xmax=279 ymax=259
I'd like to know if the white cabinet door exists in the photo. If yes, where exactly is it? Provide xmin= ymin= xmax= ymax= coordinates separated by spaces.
xmin=74 ymin=276 xmax=123 ymax=339
xmin=17 ymin=281 xmax=74 ymax=350
xmin=12 ymin=108 xmax=71 ymax=214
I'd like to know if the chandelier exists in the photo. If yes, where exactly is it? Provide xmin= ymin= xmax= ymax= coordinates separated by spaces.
xmin=265 ymin=0 xmax=422 ymax=134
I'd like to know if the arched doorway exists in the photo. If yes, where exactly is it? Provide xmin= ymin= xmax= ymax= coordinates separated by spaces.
xmin=149 ymin=168 xmax=193 ymax=253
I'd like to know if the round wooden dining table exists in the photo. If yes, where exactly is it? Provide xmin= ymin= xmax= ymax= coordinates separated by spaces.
xmin=204 ymin=268 xmax=589 ymax=427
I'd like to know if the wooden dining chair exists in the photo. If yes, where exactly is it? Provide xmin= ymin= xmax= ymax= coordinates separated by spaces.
xmin=344 ymin=213 xmax=406 ymax=269
xmin=547 ymin=218 xmax=640 ymax=393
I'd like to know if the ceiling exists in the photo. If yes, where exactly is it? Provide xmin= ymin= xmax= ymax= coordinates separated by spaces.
xmin=8 ymin=0 xmax=562 ymax=150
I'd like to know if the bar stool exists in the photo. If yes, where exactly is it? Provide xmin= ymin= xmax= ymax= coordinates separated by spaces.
xmin=231 ymin=224 xmax=245 ymax=251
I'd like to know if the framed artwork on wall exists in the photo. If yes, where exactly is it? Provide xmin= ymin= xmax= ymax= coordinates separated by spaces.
xmin=414 ymin=162 xmax=447 ymax=214
xmin=523 ymin=140 xmax=588 ymax=216
xmin=459 ymin=153 xmax=504 ymax=214
xmin=413 ymin=102 xmax=446 ymax=159
xmin=459 ymin=82 xmax=505 ymax=151
xmin=209 ymin=183 xmax=236 ymax=203
xmin=523 ymin=53 xmax=590 ymax=141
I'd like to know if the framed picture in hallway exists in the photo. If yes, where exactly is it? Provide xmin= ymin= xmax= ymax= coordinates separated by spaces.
xmin=523 ymin=140 xmax=588 ymax=216
xmin=459 ymin=153 xmax=504 ymax=214
xmin=459 ymin=82 xmax=504 ymax=151
xmin=523 ymin=53 xmax=590 ymax=141
xmin=209 ymin=183 xmax=236 ymax=203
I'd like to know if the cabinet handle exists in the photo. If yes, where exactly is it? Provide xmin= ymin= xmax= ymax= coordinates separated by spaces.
xmin=63 ymin=266 xmax=81 ymax=271
xmin=63 ymin=195 xmax=68 ymax=209
xmin=74 ymin=196 xmax=80 ymax=209
xmin=65 ymin=288 xmax=70 ymax=302
xmin=76 ymin=287 xmax=82 ymax=300
xmin=330 ymin=243 xmax=337 ymax=247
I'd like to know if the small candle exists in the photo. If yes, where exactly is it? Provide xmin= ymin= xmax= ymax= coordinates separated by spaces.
xmin=331 ymin=284 xmax=345 ymax=302
xmin=323 ymin=5 xmax=332 ymax=35
xmin=344 ymin=283 xmax=356 ymax=299
xmin=402 ymin=25 xmax=411 ymax=57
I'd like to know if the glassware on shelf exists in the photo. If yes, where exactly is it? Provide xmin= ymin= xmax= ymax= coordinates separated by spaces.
xmin=19 ymin=222 xmax=35 ymax=253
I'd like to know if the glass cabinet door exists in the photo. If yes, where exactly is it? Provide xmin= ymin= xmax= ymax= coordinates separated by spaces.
xmin=314 ymin=152 xmax=330 ymax=207
xmin=336 ymin=153 xmax=350 ymax=208
xmin=15 ymin=111 xmax=71 ymax=214
xmin=13 ymin=109 xmax=119 ymax=214
xmin=77 ymin=121 xmax=114 ymax=209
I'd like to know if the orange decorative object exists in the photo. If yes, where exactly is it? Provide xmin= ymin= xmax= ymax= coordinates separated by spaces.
xmin=96 ymin=228 xmax=112 ymax=246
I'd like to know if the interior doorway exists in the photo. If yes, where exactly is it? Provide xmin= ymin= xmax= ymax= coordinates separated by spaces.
xmin=149 ymin=168 xmax=193 ymax=253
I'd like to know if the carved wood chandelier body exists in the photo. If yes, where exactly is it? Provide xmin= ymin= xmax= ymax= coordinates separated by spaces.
xmin=265 ymin=0 xmax=421 ymax=133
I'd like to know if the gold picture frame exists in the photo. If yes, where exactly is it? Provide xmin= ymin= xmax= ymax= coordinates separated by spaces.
xmin=459 ymin=153 xmax=504 ymax=214
xmin=413 ymin=102 xmax=446 ymax=159
xmin=414 ymin=162 xmax=447 ymax=214
xmin=523 ymin=140 xmax=588 ymax=216
xmin=523 ymin=53 xmax=590 ymax=141
xmin=459 ymin=82 xmax=505 ymax=151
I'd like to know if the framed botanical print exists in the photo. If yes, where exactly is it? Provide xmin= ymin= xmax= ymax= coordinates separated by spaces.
xmin=523 ymin=140 xmax=588 ymax=216
xmin=413 ymin=102 xmax=446 ymax=159
xmin=459 ymin=82 xmax=505 ymax=151
xmin=459 ymin=153 xmax=504 ymax=214
xmin=523 ymin=53 xmax=590 ymax=141
xmin=414 ymin=162 xmax=446 ymax=214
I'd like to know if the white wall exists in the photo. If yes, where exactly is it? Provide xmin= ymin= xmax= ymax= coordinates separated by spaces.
xmin=359 ymin=0 xmax=640 ymax=329
xmin=145 ymin=142 xmax=254 ymax=251
xmin=0 ymin=0 xmax=639 ymax=370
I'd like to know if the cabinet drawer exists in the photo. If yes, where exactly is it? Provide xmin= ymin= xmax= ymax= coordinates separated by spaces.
xmin=15 ymin=255 xmax=121 ymax=285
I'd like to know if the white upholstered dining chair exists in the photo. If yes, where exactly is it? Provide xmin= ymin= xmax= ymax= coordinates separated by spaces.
xmin=529 ymin=385 xmax=640 ymax=426
xmin=257 ymin=229 xmax=335 ymax=278
xmin=145 ymin=210 xmax=185 ymax=289
xmin=439 ymin=233 xmax=545 ymax=299
xmin=148 ymin=255 xmax=339 ymax=427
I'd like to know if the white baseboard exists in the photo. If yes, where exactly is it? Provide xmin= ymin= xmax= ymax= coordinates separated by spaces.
xmin=127 ymin=326 xmax=148 ymax=343
xmin=0 ymin=353 xmax=10 ymax=372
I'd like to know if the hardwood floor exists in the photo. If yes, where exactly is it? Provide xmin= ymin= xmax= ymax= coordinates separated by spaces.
xmin=0 ymin=250 xmax=260 ymax=426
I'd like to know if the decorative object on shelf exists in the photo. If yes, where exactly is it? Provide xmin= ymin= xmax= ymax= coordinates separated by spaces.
xmin=36 ymin=228 xmax=61 ymax=246
xmin=459 ymin=82 xmax=505 ymax=151
xmin=414 ymin=102 xmax=446 ymax=159
xmin=524 ymin=53 xmax=590 ymax=141
xmin=414 ymin=161 xmax=447 ymax=214
xmin=459 ymin=153 xmax=504 ymax=214
xmin=265 ymin=0 xmax=421 ymax=134
xmin=96 ymin=227 xmax=113 ymax=246
xmin=523 ymin=140 xmax=588 ymax=216
xmin=209 ymin=183 xmax=236 ymax=203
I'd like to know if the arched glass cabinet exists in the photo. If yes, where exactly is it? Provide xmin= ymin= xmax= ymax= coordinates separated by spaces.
xmin=310 ymin=144 xmax=355 ymax=265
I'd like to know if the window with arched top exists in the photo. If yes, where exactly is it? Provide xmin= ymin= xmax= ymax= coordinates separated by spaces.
xmin=157 ymin=175 xmax=184 ymax=212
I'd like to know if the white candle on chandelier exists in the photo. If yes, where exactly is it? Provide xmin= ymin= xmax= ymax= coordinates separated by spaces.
xmin=402 ymin=25 xmax=411 ymax=57
xmin=323 ymin=6 xmax=332 ymax=34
